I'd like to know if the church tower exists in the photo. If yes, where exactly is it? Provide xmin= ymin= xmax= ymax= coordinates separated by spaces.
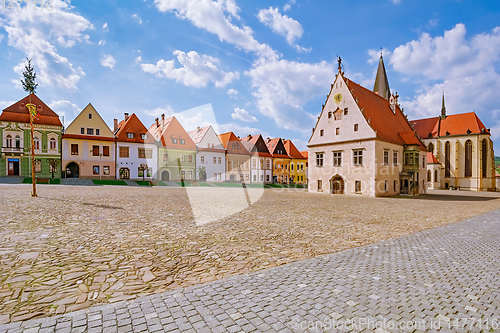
xmin=373 ymin=54 xmax=391 ymax=100
xmin=440 ymin=92 xmax=447 ymax=119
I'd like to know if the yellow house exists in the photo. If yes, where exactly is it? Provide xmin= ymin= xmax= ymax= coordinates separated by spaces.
xmin=284 ymin=140 xmax=307 ymax=184
xmin=62 ymin=104 xmax=116 ymax=179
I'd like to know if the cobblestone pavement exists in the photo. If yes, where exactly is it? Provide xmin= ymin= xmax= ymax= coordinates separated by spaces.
xmin=1 ymin=207 xmax=500 ymax=332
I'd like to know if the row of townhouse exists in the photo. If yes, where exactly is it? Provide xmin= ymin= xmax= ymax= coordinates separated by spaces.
xmin=0 ymin=95 xmax=308 ymax=184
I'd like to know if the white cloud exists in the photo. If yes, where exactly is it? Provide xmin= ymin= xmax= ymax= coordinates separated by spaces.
xmin=103 ymin=23 xmax=108 ymax=31
xmin=153 ymin=0 xmax=277 ymax=60
xmin=218 ymin=122 xmax=269 ymax=139
xmin=48 ymin=100 xmax=81 ymax=125
xmin=0 ymin=100 xmax=14 ymax=110
xmin=101 ymin=54 xmax=116 ymax=69
xmin=145 ymin=104 xmax=220 ymax=134
xmin=246 ymin=59 xmax=335 ymax=133
xmin=0 ymin=0 xmax=92 ymax=91
xmin=257 ymin=7 xmax=303 ymax=46
xmin=368 ymin=48 xmax=392 ymax=64
xmin=132 ymin=14 xmax=143 ymax=24
xmin=391 ymin=0 xmax=401 ymax=4
xmin=283 ymin=0 xmax=296 ymax=11
xmin=141 ymin=50 xmax=239 ymax=88
xmin=390 ymin=24 xmax=500 ymax=131
xmin=144 ymin=106 xmax=175 ymax=118
xmin=227 ymin=88 xmax=238 ymax=96
xmin=0 ymin=34 xmax=5 ymax=43
xmin=135 ymin=56 xmax=142 ymax=64
xmin=98 ymin=39 xmax=106 ymax=46
xmin=231 ymin=107 xmax=258 ymax=122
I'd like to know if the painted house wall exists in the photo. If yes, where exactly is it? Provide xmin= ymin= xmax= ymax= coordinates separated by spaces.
xmin=116 ymin=142 xmax=157 ymax=180
xmin=226 ymin=153 xmax=251 ymax=182
xmin=157 ymin=148 xmax=196 ymax=181
xmin=193 ymin=127 xmax=226 ymax=182
xmin=289 ymin=158 xmax=307 ymax=184
xmin=249 ymin=156 xmax=272 ymax=183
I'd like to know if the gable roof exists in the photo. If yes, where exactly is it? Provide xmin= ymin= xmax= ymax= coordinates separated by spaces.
xmin=411 ymin=112 xmax=490 ymax=138
xmin=265 ymin=137 xmax=290 ymax=158
xmin=345 ymin=78 xmax=425 ymax=149
xmin=0 ymin=94 xmax=62 ymax=126
xmin=427 ymin=152 xmax=439 ymax=164
xmin=63 ymin=103 xmax=114 ymax=140
xmin=300 ymin=151 xmax=308 ymax=159
xmin=187 ymin=125 xmax=211 ymax=145
xmin=115 ymin=113 xmax=154 ymax=144
xmin=283 ymin=139 xmax=306 ymax=159
xmin=218 ymin=132 xmax=250 ymax=155
xmin=149 ymin=116 xmax=197 ymax=150
xmin=240 ymin=134 xmax=273 ymax=157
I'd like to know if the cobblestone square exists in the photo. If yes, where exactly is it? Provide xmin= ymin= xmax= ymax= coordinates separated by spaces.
xmin=1 ymin=184 xmax=500 ymax=326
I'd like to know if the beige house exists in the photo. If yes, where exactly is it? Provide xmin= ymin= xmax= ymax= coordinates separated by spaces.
xmin=411 ymin=96 xmax=495 ymax=191
xmin=308 ymin=56 xmax=427 ymax=196
xmin=62 ymin=104 xmax=116 ymax=179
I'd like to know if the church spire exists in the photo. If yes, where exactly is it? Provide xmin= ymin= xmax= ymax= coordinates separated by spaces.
xmin=373 ymin=54 xmax=391 ymax=100
xmin=441 ymin=92 xmax=447 ymax=118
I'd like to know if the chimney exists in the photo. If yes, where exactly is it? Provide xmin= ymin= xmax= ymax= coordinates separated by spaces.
xmin=114 ymin=119 xmax=118 ymax=132
xmin=247 ymin=134 xmax=252 ymax=140
xmin=124 ymin=113 xmax=129 ymax=120
xmin=197 ymin=126 xmax=201 ymax=132
xmin=155 ymin=118 xmax=159 ymax=127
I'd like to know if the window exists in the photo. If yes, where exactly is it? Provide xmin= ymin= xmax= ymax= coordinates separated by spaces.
xmin=422 ymin=156 xmax=425 ymax=168
xmin=482 ymin=139 xmax=488 ymax=178
xmin=188 ymin=155 xmax=193 ymax=163
xmin=172 ymin=138 xmax=177 ymax=144
xmin=354 ymin=124 xmax=358 ymax=131
xmin=214 ymin=157 xmax=217 ymax=164
xmin=336 ymin=127 xmax=340 ymax=135
xmin=434 ymin=169 xmax=438 ymax=182
xmin=253 ymin=175 xmax=256 ymax=181
xmin=301 ymin=163 xmax=304 ymax=171
xmin=285 ymin=164 xmax=288 ymax=170
xmin=87 ymin=128 xmax=94 ymax=135
xmin=208 ymin=143 xmax=211 ymax=148
xmin=245 ymin=174 xmax=249 ymax=180
xmin=428 ymin=142 xmax=434 ymax=154
xmin=291 ymin=163 xmax=294 ymax=171
xmin=103 ymin=166 xmax=110 ymax=175
xmin=267 ymin=160 xmax=270 ymax=169
xmin=334 ymin=110 xmax=342 ymax=120
xmin=138 ymin=148 xmax=146 ymax=158
xmin=316 ymin=153 xmax=324 ymax=167
xmin=80 ymin=128 xmax=84 ymax=134
xmin=427 ymin=170 xmax=431 ymax=182
xmin=260 ymin=175 xmax=263 ymax=181
xmin=218 ymin=157 xmax=221 ymax=164
xmin=95 ymin=129 xmax=100 ymax=136
xmin=201 ymin=156 xmax=205 ymax=163
xmin=15 ymin=136 xmax=20 ymax=148
xmin=180 ymin=139 xmax=185 ymax=145
xmin=34 ymin=138 xmax=40 ymax=150
xmin=317 ymin=180 xmax=322 ymax=191
xmin=344 ymin=108 xmax=348 ymax=115
xmin=355 ymin=181 xmax=361 ymax=193
xmin=88 ymin=113 xmax=92 ymax=119
xmin=92 ymin=145 xmax=99 ymax=156
xmin=71 ymin=144 xmax=78 ymax=155
xmin=145 ymin=148 xmax=153 ymax=159
xmin=333 ymin=151 xmax=342 ymax=166
xmin=141 ymin=133 xmax=147 ymax=140
xmin=232 ymin=142 xmax=236 ymax=149
xmin=328 ymin=111 xmax=332 ymax=118
xmin=393 ymin=151 xmax=398 ymax=166
xmin=353 ymin=150 xmax=363 ymax=165
xmin=320 ymin=129 xmax=324 ymax=136
xmin=445 ymin=141 xmax=451 ymax=178
xmin=465 ymin=140 xmax=472 ymax=177
xmin=188 ymin=171 xmax=193 ymax=180
xmin=119 ymin=147 xmax=129 ymax=158
xmin=181 ymin=171 xmax=185 ymax=179
xmin=181 ymin=155 xmax=186 ymax=163
xmin=138 ymin=167 xmax=144 ymax=177
xmin=236 ymin=143 xmax=240 ymax=149
xmin=162 ymin=153 xmax=168 ymax=162
xmin=383 ymin=150 xmax=389 ymax=166
xmin=6 ymin=135 xmax=12 ymax=147
xmin=101 ymin=146 xmax=109 ymax=157
xmin=35 ymin=160 xmax=42 ymax=173
xmin=127 ymin=132 xmax=134 ymax=139
xmin=93 ymin=165 xmax=100 ymax=175
xmin=404 ymin=152 xmax=414 ymax=166
xmin=266 ymin=175 xmax=270 ymax=182
xmin=119 ymin=168 xmax=129 ymax=179
xmin=218 ymin=173 xmax=221 ymax=180
xmin=50 ymin=138 xmax=57 ymax=150
xmin=384 ymin=181 xmax=387 ymax=192
xmin=394 ymin=180 xmax=397 ymax=191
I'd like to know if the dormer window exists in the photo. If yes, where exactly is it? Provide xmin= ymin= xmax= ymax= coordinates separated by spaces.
xmin=180 ymin=139 xmax=185 ymax=145
xmin=127 ymin=132 xmax=134 ymax=139
xmin=354 ymin=124 xmax=358 ymax=131
xmin=446 ymin=131 xmax=450 ymax=136
xmin=328 ymin=111 xmax=332 ymax=118
xmin=320 ymin=129 xmax=324 ymax=136
xmin=466 ymin=129 xmax=471 ymax=135
xmin=141 ymin=134 xmax=147 ymax=140
xmin=344 ymin=108 xmax=348 ymax=115
xmin=96 ymin=129 xmax=100 ymax=136
xmin=172 ymin=138 xmax=177 ymax=144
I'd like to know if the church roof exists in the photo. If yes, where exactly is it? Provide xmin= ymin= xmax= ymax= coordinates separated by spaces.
xmin=373 ymin=55 xmax=391 ymax=100
xmin=427 ymin=152 xmax=439 ymax=164
xmin=411 ymin=112 xmax=489 ymax=138
xmin=345 ymin=79 xmax=425 ymax=149
xmin=0 ymin=94 xmax=62 ymax=126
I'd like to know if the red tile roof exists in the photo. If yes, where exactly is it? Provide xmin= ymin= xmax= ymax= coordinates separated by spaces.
xmin=283 ymin=140 xmax=306 ymax=159
xmin=240 ymin=134 xmax=273 ymax=157
xmin=427 ymin=152 xmax=439 ymax=164
xmin=148 ymin=116 xmax=197 ymax=150
xmin=218 ymin=132 xmax=250 ymax=155
xmin=187 ymin=125 xmax=210 ymax=145
xmin=0 ymin=94 xmax=62 ymax=126
xmin=300 ymin=151 xmax=308 ymax=158
xmin=115 ymin=113 xmax=155 ymax=144
xmin=411 ymin=112 xmax=489 ymax=138
xmin=344 ymin=79 xmax=425 ymax=149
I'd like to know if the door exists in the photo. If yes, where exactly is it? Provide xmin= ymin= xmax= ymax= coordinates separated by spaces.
xmin=8 ymin=159 xmax=19 ymax=176
xmin=161 ymin=170 xmax=170 ymax=181
xmin=330 ymin=176 xmax=344 ymax=194
xmin=120 ymin=168 xmax=130 ymax=179
xmin=66 ymin=162 xmax=79 ymax=178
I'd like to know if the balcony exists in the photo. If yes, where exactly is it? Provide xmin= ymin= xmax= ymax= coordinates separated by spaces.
xmin=2 ymin=147 xmax=24 ymax=154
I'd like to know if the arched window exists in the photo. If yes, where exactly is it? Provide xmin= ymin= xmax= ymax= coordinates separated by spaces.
xmin=482 ymin=139 xmax=487 ymax=178
xmin=428 ymin=142 xmax=434 ymax=154
xmin=34 ymin=137 xmax=40 ymax=150
xmin=427 ymin=170 xmax=431 ymax=182
xmin=15 ymin=136 xmax=20 ymax=148
xmin=6 ymin=135 xmax=12 ymax=148
xmin=445 ymin=141 xmax=451 ymax=178
xmin=434 ymin=169 xmax=438 ymax=182
xmin=465 ymin=140 xmax=472 ymax=177
xmin=50 ymin=138 xmax=57 ymax=150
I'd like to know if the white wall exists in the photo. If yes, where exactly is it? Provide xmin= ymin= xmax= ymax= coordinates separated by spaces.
xmin=116 ymin=142 xmax=157 ymax=180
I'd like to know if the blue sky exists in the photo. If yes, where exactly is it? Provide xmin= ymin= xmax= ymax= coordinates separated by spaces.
xmin=1 ymin=0 xmax=500 ymax=149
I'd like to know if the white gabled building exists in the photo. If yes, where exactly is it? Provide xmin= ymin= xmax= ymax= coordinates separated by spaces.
xmin=188 ymin=125 xmax=226 ymax=182
xmin=114 ymin=113 xmax=157 ymax=180
xmin=240 ymin=134 xmax=273 ymax=183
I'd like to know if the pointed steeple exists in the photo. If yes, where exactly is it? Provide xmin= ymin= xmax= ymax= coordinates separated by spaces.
xmin=373 ymin=54 xmax=391 ymax=100
xmin=440 ymin=92 xmax=446 ymax=118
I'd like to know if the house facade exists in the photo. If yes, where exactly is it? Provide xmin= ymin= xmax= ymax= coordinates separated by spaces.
xmin=0 ymin=94 xmax=63 ymax=178
xmin=300 ymin=151 xmax=309 ymax=184
xmin=284 ymin=139 xmax=307 ymax=184
xmin=114 ymin=113 xmax=157 ymax=180
xmin=188 ymin=125 xmax=226 ymax=182
xmin=62 ymin=104 xmax=116 ymax=179
xmin=308 ymin=56 xmax=427 ymax=196
xmin=149 ymin=115 xmax=197 ymax=182
xmin=240 ymin=134 xmax=273 ymax=183
xmin=411 ymin=97 xmax=495 ymax=191
xmin=218 ymin=132 xmax=251 ymax=182
xmin=266 ymin=138 xmax=290 ymax=184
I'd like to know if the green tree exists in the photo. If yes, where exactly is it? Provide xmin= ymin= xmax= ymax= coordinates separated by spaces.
xmin=21 ymin=58 xmax=39 ymax=197
xmin=197 ymin=166 xmax=206 ymax=182
xmin=47 ymin=158 xmax=60 ymax=179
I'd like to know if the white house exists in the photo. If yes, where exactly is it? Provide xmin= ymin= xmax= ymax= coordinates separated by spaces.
xmin=188 ymin=125 xmax=226 ymax=182
xmin=114 ymin=113 xmax=157 ymax=180
xmin=240 ymin=134 xmax=273 ymax=183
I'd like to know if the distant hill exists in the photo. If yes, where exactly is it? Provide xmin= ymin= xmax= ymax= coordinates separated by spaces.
xmin=496 ymin=156 xmax=500 ymax=167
